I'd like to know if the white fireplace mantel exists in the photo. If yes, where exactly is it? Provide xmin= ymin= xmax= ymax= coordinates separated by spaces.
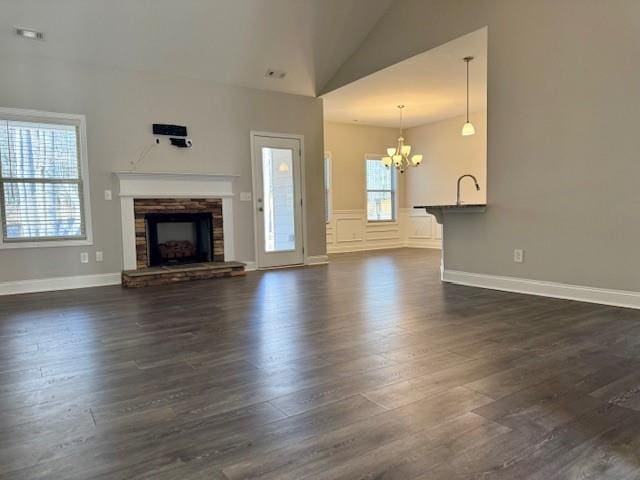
xmin=113 ymin=171 xmax=238 ymax=270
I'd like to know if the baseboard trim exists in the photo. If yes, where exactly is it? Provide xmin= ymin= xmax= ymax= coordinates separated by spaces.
xmin=405 ymin=239 xmax=443 ymax=250
xmin=328 ymin=243 xmax=404 ymax=254
xmin=241 ymin=261 xmax=257 ymax=272
xmin=305 ymin=255 xmax=329 ymax=266
xmin=443 ymin=269 xmax=640 ymax=310
xmin=0 ymin=272 xmax=122 ymax=296
xmin=328 ymin=242 xmax=442 ymax=254
xmin=241 ymin=257 xmax=328 ymax=271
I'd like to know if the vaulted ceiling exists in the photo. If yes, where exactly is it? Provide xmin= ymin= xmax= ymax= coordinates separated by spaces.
xmin=323 ymin=28 xmax=487 ymax=128
xmin=0 ymin=0 xmax=394 ymax=96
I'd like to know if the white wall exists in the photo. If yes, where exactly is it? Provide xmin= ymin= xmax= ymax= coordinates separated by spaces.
xmin=0 ymin=55 xmax=325 ymax=283
xmin=405 ymin=111 xmax=486 ymax=207
xmin=325 ymin=0 xmax=640 ymax=293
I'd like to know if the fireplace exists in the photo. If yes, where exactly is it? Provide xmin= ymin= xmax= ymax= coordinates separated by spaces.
xmin=115 ymin=173 xmax=243 ymax=287
xmin=146 ymin=212 xmax=213 ymax=266
xmin=133 ymin=198 xmax=224 ymax=269
xmin=120 ymin=196 xmax=245 ymax=287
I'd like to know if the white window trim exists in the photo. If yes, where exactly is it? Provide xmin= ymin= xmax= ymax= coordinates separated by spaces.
xmin=324 ymin=151 xmax=332 ymax=224
xmin=0 ymin=107 xmax=93 ymax=249
xmin=365 ymin=153 xmax=397 ymax=223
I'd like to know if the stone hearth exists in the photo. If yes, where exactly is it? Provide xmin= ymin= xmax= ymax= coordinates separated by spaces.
xmin=121 ymin=261 xmax=245 ymax=288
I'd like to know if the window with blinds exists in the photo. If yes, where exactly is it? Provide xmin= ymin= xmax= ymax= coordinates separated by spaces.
xmin=0 ymin=114 xmax=88 ymax=244
xmin=366 ymin=157 xmax=396 ymax=222
xmin=324 ymin=153 xmax=331 ymax=223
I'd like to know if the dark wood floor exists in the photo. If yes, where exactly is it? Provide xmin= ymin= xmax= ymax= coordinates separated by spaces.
xmin=2 ymin=248 xmax=640 ymax=479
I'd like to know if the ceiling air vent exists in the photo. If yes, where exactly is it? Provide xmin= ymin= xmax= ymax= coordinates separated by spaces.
xmin=265 ymin=69 xmax=286 ymax=80
xmin=14 ymin=27 xmax=45 ymax=41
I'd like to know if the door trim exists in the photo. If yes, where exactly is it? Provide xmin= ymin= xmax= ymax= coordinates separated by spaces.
xmin=250 ymin=131 xmax=307 ymax=270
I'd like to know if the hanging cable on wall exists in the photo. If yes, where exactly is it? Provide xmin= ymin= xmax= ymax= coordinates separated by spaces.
xmin=129 ymin=138 xmax=160 ymax=172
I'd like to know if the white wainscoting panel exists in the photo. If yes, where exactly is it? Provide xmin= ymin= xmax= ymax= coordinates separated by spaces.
xmin=335 ymin=211 xmax=365 ymax=244
xmin=326 ymin=208 xmax=442 ymax=253
xmin=325 ymin=223 xmax=335 ymax=246
xmin=402 ymin=208 xmax=443 ymax=249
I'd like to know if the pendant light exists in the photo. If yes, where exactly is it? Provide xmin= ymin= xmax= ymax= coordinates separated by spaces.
xmin=461 ymin=56 xmax=476 ymax=136
xmin=382 ymin=105 xmax=423 ymax=173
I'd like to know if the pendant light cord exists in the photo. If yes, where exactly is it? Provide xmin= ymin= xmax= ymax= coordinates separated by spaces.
xmin=466 ymin=59 xmax=469 ymax=123
xmin=464 ymin=56 xmax=473 ymax=123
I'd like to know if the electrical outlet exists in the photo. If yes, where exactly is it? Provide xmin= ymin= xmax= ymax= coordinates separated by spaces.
xmin=513 ymin=249 xmax=524 ymax=263
xmin=80 ymin=252 xmax=89 ymax=264
xmin=104 ymin=190 xmax=112 ymax=201
xmin=95 ymin=251 xmax=104 ymax=262
xmin=240 ymin=192 xmax=252 ymax=202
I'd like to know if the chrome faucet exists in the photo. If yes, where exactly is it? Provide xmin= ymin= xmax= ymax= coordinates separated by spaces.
xmin=456 ymin=174 xmax=480 ymax=205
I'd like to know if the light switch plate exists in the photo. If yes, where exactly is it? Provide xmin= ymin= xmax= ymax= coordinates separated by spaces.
xmin=95 ymin=251 xmax=104 ymax=262
xmin=80 ymin=252 xmax=89 ymax=263
xmin=240 ymin=192 xmax=252 ymax=202
xmin=104 ymin=190 xmax=112 ymax=201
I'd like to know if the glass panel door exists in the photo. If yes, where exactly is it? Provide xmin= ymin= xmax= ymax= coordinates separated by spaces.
xmin=262 ymin=147 xmax=295 ymax=252
xmin=252 ymin=135 xmax=303 ymax=268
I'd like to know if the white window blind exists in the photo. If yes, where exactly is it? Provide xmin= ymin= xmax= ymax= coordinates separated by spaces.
xmin=366 ymin=157 xmax=395 ymax=221
xmin=0 ymin=118 xmax=87 ymax=243
xmin=324 ymin=153 xmax=331 ymax=223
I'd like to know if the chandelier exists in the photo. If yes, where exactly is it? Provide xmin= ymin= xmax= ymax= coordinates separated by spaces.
xmin=382 ymin=105 xmax=422 ymax=173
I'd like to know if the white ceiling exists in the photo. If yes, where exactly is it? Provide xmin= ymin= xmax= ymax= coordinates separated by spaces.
xmin=0 ymin=0 xmax=394 ymax=97
xmin=322 ymin=28 xmax=487 ymax=128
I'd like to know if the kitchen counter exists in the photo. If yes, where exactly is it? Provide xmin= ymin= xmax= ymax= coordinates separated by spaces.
xmin=413 ymin=204 xmax=486 ymax=224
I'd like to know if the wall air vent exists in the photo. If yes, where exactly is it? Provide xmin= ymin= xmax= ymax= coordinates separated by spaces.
xmin=265 ymin=69 xmax=287 ymax=80
xmin=14 ymin=27 xmax=45 ymax=41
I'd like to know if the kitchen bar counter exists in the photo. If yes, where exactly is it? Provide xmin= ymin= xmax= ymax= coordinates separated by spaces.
xmin=413 ymin=204 xmax=486 ymax=224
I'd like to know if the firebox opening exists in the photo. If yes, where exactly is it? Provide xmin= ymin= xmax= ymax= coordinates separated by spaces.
xmin=146 ymin=213 xmax=213 ymax=267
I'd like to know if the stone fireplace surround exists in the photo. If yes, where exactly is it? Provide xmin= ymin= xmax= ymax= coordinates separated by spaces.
xmin=114 ymin=172 xmax=237 ymax=271
xmin=134 ymin=198 xmax=223 ymax=269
